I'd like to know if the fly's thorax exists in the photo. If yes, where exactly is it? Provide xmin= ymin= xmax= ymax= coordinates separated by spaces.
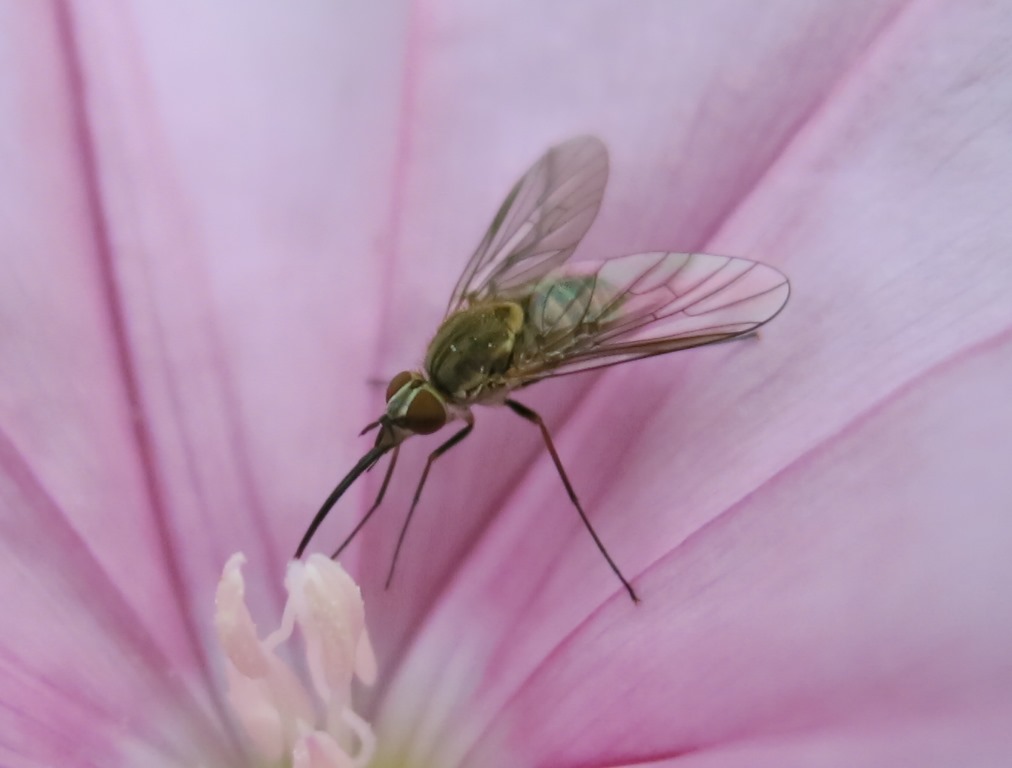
xmin=425 ymin=301 xmax=524 ymax=401
xmin=384 ymin=371 xmax=448 ymax=435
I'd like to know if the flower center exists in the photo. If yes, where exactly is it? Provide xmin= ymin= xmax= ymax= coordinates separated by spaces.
xmin=214 ymin=553 xmax=377 ymax=767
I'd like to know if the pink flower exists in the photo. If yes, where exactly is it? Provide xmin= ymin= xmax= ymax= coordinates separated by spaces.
xmin=215 ymin=554 xmax=376 ymax=765
xmin=2 ymin=2 xmax=1011 ymax=766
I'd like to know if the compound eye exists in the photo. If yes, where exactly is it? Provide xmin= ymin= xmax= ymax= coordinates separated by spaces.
xmin=403 ymin=387 xmax=447 ymax=435
xmin=386 ymin=370 xmax=417 ymax=402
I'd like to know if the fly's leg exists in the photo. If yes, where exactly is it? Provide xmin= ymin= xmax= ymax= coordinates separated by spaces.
xmin=505 ymin=399 xmax=640 ymax=603
xmin=331 ymin=446 xmax=401 ymax=560
xmin=385 ymin=415 xmax=475 ymax=589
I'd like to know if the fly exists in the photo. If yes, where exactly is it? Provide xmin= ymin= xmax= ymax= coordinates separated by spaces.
xmin=294 ymin=136 xmax=790 ymax=603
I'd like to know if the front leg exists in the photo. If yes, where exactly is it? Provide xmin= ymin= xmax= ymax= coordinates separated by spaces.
xmin=385 ymin=414 xmax=475 ymax=588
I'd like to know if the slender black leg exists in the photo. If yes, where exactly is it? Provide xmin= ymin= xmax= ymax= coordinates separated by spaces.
xmin=331 ymin=446 xmax=400 ymax=560
xmin=505 ymin=399 xmax=640 ymax=603
xmin=385 ymin=416 xmax=475 ymax=589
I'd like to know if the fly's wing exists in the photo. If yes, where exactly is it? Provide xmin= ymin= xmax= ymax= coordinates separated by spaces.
xmin=445 ymin=136 xmax=609 ymax=316
xmin=510 ymin=251 xmax=790 ymax=381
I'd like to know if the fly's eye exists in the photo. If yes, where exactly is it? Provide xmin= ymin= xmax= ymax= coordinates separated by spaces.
xmin=403 ymin=388 xmax=447 ymax=435
xmin=386 ymin=370 xmax=417 ymax=402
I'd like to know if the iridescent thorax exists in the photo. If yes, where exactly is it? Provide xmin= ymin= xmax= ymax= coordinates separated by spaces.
xmin=425 ymin=301 xmax=524 ymax=402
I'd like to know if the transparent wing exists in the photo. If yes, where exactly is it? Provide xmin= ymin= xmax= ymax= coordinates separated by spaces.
xmin=510 ymin=251 xmax=790 ymax=381
xmin=445 ymin=135 xmax=609 ymax=316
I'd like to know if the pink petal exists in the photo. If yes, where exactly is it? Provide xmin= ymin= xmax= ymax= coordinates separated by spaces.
xmin=6 ymin=1 xmax=1011 ymax=765
xmin=0 ymin=1 xmax=193 ymax=668
xmin=0 ymin=432 xmax=233 ymax=766
xmin=2 ymin=0 xmax=406 ymax=701
xmin=472 ymin=336 xmax=1012 ymax=765
xmin=620 ymin=711 xmax=1012 ymax=768
xmin=56 ymin=0 xmax=407 ymax=641
xmin=1 ymin=1 xmax=401 ymax=760
xmin=361 ymin=1 xmax=1012 ymax=763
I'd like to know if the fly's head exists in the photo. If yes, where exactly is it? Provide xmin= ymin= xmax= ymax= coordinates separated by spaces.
xmin=366 ymin=371 xmax=448 ymax=448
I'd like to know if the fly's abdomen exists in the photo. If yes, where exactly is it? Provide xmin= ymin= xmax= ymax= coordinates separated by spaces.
xmin=527 ymin=275 xmax=619 ymax=340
